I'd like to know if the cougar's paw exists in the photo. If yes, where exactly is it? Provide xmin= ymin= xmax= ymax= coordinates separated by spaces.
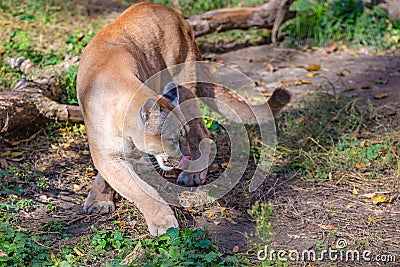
xmin=177 ymin=169 xmax=207 ymax=186
xmin=83 ymin=199 xmax=115 ymax=214
xmin=146 ymin=208 xmax=179 ymax=236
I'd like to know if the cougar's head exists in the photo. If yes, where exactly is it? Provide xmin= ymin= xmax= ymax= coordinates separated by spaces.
xmin=136 ymin=82 xmax=188 ymax=171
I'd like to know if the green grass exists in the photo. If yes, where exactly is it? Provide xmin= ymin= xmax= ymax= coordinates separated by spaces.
xmin=274 ymin=93 xmax=399 ymax=181
xmin=281 ymin=0 xmax=400 ymax=48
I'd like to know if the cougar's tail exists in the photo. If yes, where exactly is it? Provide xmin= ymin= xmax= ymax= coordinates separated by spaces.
xmin=196 ymin=83 xmax=291 ymax=124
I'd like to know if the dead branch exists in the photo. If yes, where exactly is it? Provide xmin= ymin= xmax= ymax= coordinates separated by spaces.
xmin=188 ymin=0 xmax=295 ymax=42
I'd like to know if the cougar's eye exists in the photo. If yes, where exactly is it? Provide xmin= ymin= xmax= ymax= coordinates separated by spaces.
xmin=170 ymin=137 xmax=179 ymax=145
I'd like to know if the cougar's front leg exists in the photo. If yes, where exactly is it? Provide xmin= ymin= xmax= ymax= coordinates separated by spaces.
xmin=178 ymin=116 xmax=210 ymax=186
xmin=84 ymin=173 xmax=115 ymax=214
xmin=88 ymin=150 xmax=178 ymax=236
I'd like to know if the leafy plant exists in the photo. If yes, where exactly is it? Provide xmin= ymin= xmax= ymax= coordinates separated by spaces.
xmin=119 ymin=228 xmax=249 ymax=266
xmin=0 ymin=224 xmax=53 ymax=266
xmin=91 ymin=229 xmax=133 ymax=254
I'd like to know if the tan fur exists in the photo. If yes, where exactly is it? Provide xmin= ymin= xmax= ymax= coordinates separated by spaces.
xmin=77 ymin=2 xmax=290 ymax=236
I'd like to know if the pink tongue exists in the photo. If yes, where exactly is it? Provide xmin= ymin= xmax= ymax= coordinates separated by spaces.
xmin=176 ymin=156 xmax=190 ymax=170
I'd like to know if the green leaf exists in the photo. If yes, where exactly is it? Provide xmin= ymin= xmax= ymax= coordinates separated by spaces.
xmin=166 ymin=227 xmax=179 ymax=238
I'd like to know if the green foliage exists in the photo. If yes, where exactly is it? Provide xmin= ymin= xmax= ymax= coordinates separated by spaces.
xmin=0 ymin=224 xmax=53 ymax=267
xmin=281 ymin=0 xmax=400 ymax=48
xmin=0 ymin=163 xmax=45 ymax=192
xmin=91 ymin=229 xmax=134 ymax=254
xmin=60 ymin=65 xmax=79 ymax=104
xmin=125 ymin=228 xmax=248 ymax=266
xmin=36 ymin=176 xmax=50 ymax=191
xmin=249 ymin=203 xmax=274 ymax=244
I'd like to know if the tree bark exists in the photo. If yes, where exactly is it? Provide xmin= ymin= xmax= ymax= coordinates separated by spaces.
xmin=0 ymin=89 xmax=82 ymax=137
xmin=188 ymin=0 xmax=295 ymax=41
xmin=0 ymin=56 xmax=82 ymax=138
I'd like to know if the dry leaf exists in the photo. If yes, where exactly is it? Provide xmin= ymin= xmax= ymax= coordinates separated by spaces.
xmin=279 ymin=81 xmax=290 ymax=87
xmin=232 ymin=245 xmax=239 ymax=253
xmin=305 ymin=64 xmax=321 ymax=72
xmin=336 ymin=69 xmax=350 ymax=76
xmin=86 ymin=171 xmax=96 ymax=177
xmin=319 ymin=224 xmax=337 ymax=230
xmin=353 ymin=187 xmax=359 ymax=195
xmin=221 ymin=162 xmax=230 ymax=168
xmin=266 ymin=63 xmax=274 ymax=74
xmin=372 ymin=193 xmax=390 ymax=204
xmin=120 ymin=241 xmax=144 ymax=265
xmin=73 ymin=247 xmax=84 ymax=257
xmin=40 ymin=166 xmax=47 ymax=171
xmin=361 ymin=83 xmax=372 ymax=89
xmin=51 ymin=253 xmax=58 ymax=264
xmin=325 ymin=44 xmax=337 ymax=53
xmin=210 ymin=65 xmax=219 ymax=73
xmin=73 ymin=184 xmax=81 ymax=191
xmin=262 ymin=92 xmax=272 ymax=97
xmin=374 ymin=93 xmax=388 ymax=99
xmin=355 ymin=162 xmax=371 ymax=168
xmin=306 ymin=72 xmax=316 ymax=78
xmin=294 ymin=79 xmax=312 ymax=85
xmin=205 ymin=211 xmax=215 ymax=218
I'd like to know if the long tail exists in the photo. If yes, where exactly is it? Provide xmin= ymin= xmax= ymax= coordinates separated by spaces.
xmin=197 ymin=83 xmax=291 ymax=124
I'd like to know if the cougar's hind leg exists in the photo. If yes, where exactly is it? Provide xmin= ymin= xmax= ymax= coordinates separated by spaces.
xmin=84 ymin=173 xmax=116 ymax=214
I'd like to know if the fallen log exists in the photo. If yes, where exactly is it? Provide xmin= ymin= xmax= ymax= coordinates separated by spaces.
xmin=188 ymin=0 xmax=295 ymax=42
xmin=0 ymin=56 xmax=83 ymax=138
xmin=0 ymin=88 xmax=82 ymax=137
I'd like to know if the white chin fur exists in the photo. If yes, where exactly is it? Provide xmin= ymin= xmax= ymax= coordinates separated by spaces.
xmin=155 ymin=155 xmax=174 ymax=171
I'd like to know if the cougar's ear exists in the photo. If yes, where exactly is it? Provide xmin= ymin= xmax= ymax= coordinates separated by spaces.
xmin=140 ymin=98 xmax=160 ymax=122
xmin=162 ymin=82 xmax=179 ymax=106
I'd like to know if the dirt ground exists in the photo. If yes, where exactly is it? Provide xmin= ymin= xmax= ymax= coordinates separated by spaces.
xmin=1 ymin=1 xmax=400 ymax=265
xmin=1 ymin=43 xmax=399 ymax=266
xmin=206 ymin=44 xmax=400 ymax=258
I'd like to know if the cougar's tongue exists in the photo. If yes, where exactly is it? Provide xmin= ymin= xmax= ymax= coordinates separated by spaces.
xmin=176 ymin=156 xmax=190 ymax=170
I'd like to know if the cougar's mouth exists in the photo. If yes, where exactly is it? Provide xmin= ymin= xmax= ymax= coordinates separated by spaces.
xmin=154 ymin=154 xmax=191 ymax=171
